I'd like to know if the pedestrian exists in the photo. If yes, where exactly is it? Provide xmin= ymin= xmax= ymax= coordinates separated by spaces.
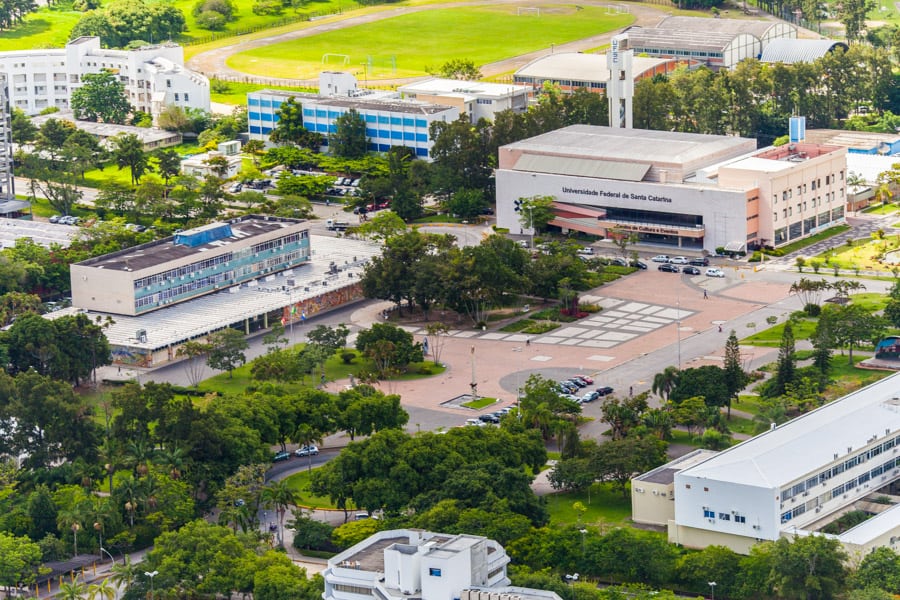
xmin=718 ymin=324 xmax=723 ymax=333
xmin=703 ymin=289 xmax=709 ymax=299
xmin=629 ymin=385 xmax=633 ymax=397
xmin=526 ymin=338 xmax=531 ymax=347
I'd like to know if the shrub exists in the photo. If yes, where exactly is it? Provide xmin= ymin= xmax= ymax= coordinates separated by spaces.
xmin=252 ymin=0 xmax=283 ymax=15
xmin=522 ymin=322 xmax=559 ymax=335
xmin=579 ymin=303 xmax=601 ymax=313
xmin=748 ymin=251 xmax=761 ymax=262
xmin=193 ymin=0 xmax=236 ymax=19
xmin=804 ymin=303 xmax=822 ymax=317
xmin=340 ymin=351 xmax=356 ymax=364
xmin=766 ymin=315 xmax=778 ymax=325
xmin=195 ymin=9 xmax=227 ymax=29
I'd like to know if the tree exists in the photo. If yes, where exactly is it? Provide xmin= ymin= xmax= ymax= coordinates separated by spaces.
xmin=71 ymin=70 xmax=132 ymax=124
xmin=854 ymin=546 xmax=900 ymax=593
xmin=0 ymin=531 xmax=44 ymax=594
xmin=289 ymin=510 xmax=333 ymax=551
xmin=591 ymin=437 xmax=667 ymax=496
xmin=670 ymin=365 xmax=730 ymax=409
xmin=176 ymin=340 xmax=212 ymax=386
xmin=269 ymin=97 xmax=323 ymax=149
xmin=722 ymin=330 xmax=747 ymax=417
xmin=821 ymin=303 xmax=887 ymax=365
xmin=154 ymin=148 xmax=182 ymax=187
xmin=206 ymin=328 xmax=249 ymax=378
xmin=430 ymin=58 xmax=481 ymax=80
xmin=768 ymin=535 xmax=847 ymax=600
xmin=10 ymin=107 xmax=37 ymax=144
xmin=306 ymin=323 xmax=350 ymax=355
xmin=514 ymin=195 xmax=556 ymax=234
xmin=111 ymin=134 xmax=148 ymax=186
xmin=331 ymin=109 xmax=368 ymax=159
xmin=69 ymin=0 xmax=186 ymax=48
xmin=429 ymin=114 xmax=492 ymax=194
xmin=771 ymin=322 xmax=796 ymax=397
xmin=837 ymin=0 xmax=877 ymax=42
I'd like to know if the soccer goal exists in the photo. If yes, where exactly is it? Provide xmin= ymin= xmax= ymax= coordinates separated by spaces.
xmin=321 ymin=53 xmax=351 ymax=66
xmin=517 ymin=7 xmax=541 ymax=16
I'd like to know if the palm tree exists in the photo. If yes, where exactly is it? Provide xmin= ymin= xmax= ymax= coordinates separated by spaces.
xmin=260 ymin=480 xmax=296 ymax=546
xmin=293 ymin=424 xmax=321 ymax=472
xmin=155 ymin=446 xmax=187 ymax=480
xmin=58 ymin=581 xmax=88 ymax=600
xmin=118 ymin=475 xmax=140 ymax=528
xmin=98 ymin=438 xmax=122 ymax=497
xmin=652 ymin=366 xmax=680 ymax=401
xmin=124 ymin=440 xmax=154 ymax=477
xmin=109 ymin=556 xmax=139 ymax=592
xmin=643 ymin=408 xmax=674 ymax=440
xmin=58 ymin=503 xmax=89 ymax=556
xmin=87 ymin=579 xmax=116 ymax=600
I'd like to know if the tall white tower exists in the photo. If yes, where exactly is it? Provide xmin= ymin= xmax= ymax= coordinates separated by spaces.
xmin=606 ymin=34 xmax=634 ymax=129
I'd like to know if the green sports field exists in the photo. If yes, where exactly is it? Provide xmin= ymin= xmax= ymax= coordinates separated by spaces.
xmin=226 ymin=4 xmax=634 ymax=79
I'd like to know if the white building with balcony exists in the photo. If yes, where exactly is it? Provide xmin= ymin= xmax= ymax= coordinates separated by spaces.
xmin=0 ymin=37 xmax=209 ymax=123
xmin=323 ymin=529 xmax=561 ymax=600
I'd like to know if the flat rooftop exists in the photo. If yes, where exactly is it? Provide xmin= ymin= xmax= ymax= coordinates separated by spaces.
xmin=515 ymin=52 xmax=673 ymax=83
xmin=399 ymin=77 xmax=528 ymax=97
xmin=502 ymin=125 xmax=755 ymax=169
xmin=29 ymin=112 xmax=181 ymax=145
xmin=53 ymin=235 xmax=380 ymax=351
xmin=680 ymin=371 xmax=900 ymax=489
xmin=804 ymin=129 xmax=900 ymax=152
xmin=75 ymin=216 xmax=305 ymax=273
xmin=839 ymin=502 xmax=900 ymax=545
xmin=636 ymin=449 xmax=720 ymax=484
xmin=252 ymin=89 xmax=454 ymax=115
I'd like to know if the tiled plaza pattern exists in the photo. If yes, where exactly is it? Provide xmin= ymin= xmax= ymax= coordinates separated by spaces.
xmin=396 ymin=295 xmax=693 ymax=351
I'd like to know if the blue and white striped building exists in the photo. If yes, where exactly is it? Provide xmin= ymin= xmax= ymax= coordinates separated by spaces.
xmin=247 ymin=89 xmax=458 ymax=160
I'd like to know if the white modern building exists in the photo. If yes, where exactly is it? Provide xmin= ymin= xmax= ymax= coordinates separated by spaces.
xmin=397 ymin=77 xmax=529 ymax=122
xmin=0 ymin=37 xmax=209 ymax=122
xmin=633 ymin=372 xmax=900 ymax=558
xmin=248 ymin=89 xmax=458 ymax=160
xmin=323 ymin=529 xmax=562 ymax=600
xmin=625 ymin=16 xmax=797 ymax=70
xmin=496 ymin=125 xmax=847 ymax=252
xmin=181 ymin=140 xmax=242 ymax=179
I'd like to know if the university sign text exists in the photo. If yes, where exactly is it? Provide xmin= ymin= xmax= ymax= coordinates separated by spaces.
xmin=562 ymin=186 xmax=673 ymax=203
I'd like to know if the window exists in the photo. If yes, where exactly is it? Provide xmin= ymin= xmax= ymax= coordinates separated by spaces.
xmin=703 ymin=509 xmax=715 ymax=519
xmin=734 ymin=514 xmax=746 ymax=524
xmin=174 ymin=93 xmax=179 ymax=101
xmin=718 ymin=513 xmax=731 ymax=521
xmin=685 ymin=484 xmax=691 ymax=489
xmin=429 ymin=568 xmax=442 ymax=577
xmin=166 ymin=79 xmax=172 ymax=88
xmin=184 ymin=93 xmax=189 ymax=102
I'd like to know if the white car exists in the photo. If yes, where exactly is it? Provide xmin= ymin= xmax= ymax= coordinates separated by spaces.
xmin=669 ymin=256 xmax=689 ymax=265
xmin=465 ymin=418 xmax=486 ymax=427
xmin=706 ymin=268 xmax=725 ymax=278
xmin=651 ymin=255 xmax=670 ymax=263
xmin=294 ymin=444 xmax=319 ymax=457
xmin=577 ymin=247 xmax=594 ymax=256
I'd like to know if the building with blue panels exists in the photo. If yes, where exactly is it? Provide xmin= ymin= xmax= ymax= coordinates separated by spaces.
xmin=70 ymin=216 xmax=310 ymax=316
xmin=247 ymin=89 xmax=458 ymax=159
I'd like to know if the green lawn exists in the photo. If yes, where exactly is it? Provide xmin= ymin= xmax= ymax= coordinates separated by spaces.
xmin=281 ymin=468 xmax=341 ymax=509
xmin=741 ymin=317 xmax=818 ymax=347
xmin=780 ymin=224 xmax=850 ymax=256
xmin=545 ymin=482 xmax=632 ymax=527
xmin=0 ymin=5 xmax=82 ymax=51
xmin=227 ymin=5 xmax=633 ymax=79
xmin=211 ymin=79 xmax=315 ymax=106
xmin=197 ymin=347 xmax=445 ymax=395
xmin=462 ymin=396 xmax=499 ymax=410
xmin=863 ymin=203 xmax=900 ymax=215
xmin=849 ymin=292 xmax=890 ymax=313
xmin=812 ymin=234 xmax=900 ymax=271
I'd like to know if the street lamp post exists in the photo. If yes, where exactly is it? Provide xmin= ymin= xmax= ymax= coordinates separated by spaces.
xmin=145 ymin=571 xmax=159 ymax=600
xmin=708 ymin=581 xmax=717 ymax=600
xmin=565 ymin=573 xmax=579 ymax=600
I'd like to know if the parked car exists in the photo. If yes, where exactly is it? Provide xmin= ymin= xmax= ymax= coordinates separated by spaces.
xmin=479 ymin=413 xmax=500 ymax=424
xmin=631 ymin=260 xmax=648 ymax=270
xmin=273 ymin=450 xmax=291 ymax=462
xmin=577 ymin=246 xmax=594 ymax=256
xmin=49 ymin=215 xmax=61 ymax=224
xmin=706 ymin=268 xmax=725 ymax=278
xmin=465 ymin=418 xmax=486 ymax=427
xmin=669 ymin=256 xmax=689 ymax=264
xmin=559 ymin=381 xmax=579 ymax=393
xmin=574 ymin=374 xmax=594 ymax=385
xmin=228 ymin=182 xmax=242 ymax=193
xmin=566 ymin=378 xmax=588 ymax=388
xmin=294 ymin=445 xmax=319 ymax=457
xmin=689 ymin=257 xmax=710 ymax=266
xmin=658 ymin=263 xmax=680 ymax=273
xmin=682 ymin=266 xmax=701 ymax=275
xmin=596 ymin=386 xmax=615 ymax=396
xmin=581 ymin=390 xmax=600 ymax=403
xmin=561 ymin=394 xmax=579 ymax=403
xmin=651 ymin=255 xmax=670 ymax=263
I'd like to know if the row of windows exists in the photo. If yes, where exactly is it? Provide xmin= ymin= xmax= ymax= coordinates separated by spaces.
xmin=632 ymin=47 xmax=724 ymax=59
xmin=701 ymin=508 xmax=747 ymax=523
xmin=367 ymin=143 xmax=428 ymax=157
xmin=248 ymin=97 xmax=279 ymax=108
xmin=135 ymin=272 xmax=231 ymax=309
xmin=773 ymin=194 xmax=838 ymax=222
xmin=781 ymin=434 xmax=900 ymax=502
xmin=252 ymin=232 xmax=302 ymax=254
xmin=364 ymin=128 xmax=428 ymax=142
xmin=134 ymin=253 xmax=233 ymax=289
xmin=773 ymin=208 xmax=843 ymax=244
xmin=777 ymin=172 xmax=844 ymax=202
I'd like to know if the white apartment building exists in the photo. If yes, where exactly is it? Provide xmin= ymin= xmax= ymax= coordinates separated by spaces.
xmin=0 ymin=37 xmax=209 ymax=122
xmin=633 ymin=372 xmax=900 ymax=558
xmin=323 ymin=529 xmax=561 ymax=600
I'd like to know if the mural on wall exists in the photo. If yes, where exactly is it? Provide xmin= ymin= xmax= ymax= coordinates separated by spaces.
xmin=875 ymin=336 xmax=900 ymax=361
xmin=112 ymin=346 xmax=152 ymax=367
xmin=281 ymin=282 xmax=363 ymax=325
